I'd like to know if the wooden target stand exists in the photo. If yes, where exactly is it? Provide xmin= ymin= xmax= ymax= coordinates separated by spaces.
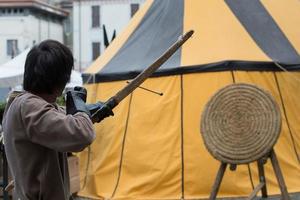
xmin=200 ymin=84 xmax=292 ymax=200
xmin=209 ymin=149 xmax=290 ymax=200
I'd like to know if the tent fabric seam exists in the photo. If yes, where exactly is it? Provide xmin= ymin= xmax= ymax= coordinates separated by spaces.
xmin=180 ymin=74 xmax=184 ymax=199
xmin=83 ymin=61 xmax=300 ymax=84
xmin=273 ymin=72 xmax=300 ymax=164
xmin=111 ymin=93 xmax=134 ymax=198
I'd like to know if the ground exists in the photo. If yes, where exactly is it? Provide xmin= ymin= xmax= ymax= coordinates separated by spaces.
xmin=72 ymin=193 xmax=300 ymax=200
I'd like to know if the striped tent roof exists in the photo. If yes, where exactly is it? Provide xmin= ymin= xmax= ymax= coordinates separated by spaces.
xmin=83 ymin=0 xmax=300 ymax=83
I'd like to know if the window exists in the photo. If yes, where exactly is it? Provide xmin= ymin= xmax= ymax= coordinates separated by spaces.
xmin=130 ymin=3 xmax=139 ymax=17
xmin=92 ymin=42 xmax=101 ymax=60
xmin=91 ymin=5 xmax=100 ymax=28
xmin=7 ymin=40 xmax=18 ymax=57
xmin=0 ymin=8 xmax=25 ymax=16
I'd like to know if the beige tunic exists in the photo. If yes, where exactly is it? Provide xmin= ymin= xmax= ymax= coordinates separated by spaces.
xmin=2 ymin=92 xmax=95 ymax=200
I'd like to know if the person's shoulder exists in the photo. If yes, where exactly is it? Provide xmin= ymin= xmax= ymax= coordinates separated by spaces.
xmin=15 ymin=92 xmax=44 ymax=106
xmin=16 ymin=92 xmax=53 ymax=113
xmin=5 ymin=91 xmax=27 ymax=110
xmin=2 ymin=91 xmax=40 ymax=119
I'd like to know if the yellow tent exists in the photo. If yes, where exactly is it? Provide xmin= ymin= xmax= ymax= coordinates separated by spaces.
xmin=79 ymin=0 xmax=300 ymax=199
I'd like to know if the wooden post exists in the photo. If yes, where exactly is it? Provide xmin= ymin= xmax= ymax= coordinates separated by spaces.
xmin=257 ymin=159 xmax=268 ymax=198
xmin=247 ymin=182 xmax=265 ymax=200
xmin=209 ymin=163 xmax=227 ymax=200
xmin=269 ymin=149 xmax=290 ymax=200
xmin=209 ymin=150 xmax=290 ymax=200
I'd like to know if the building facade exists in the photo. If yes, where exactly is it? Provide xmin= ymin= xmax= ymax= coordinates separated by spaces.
xmin=73 ymin=0 xmax=145 ymax=71
xmin=0 ymin=0 xmax=68 ymax=65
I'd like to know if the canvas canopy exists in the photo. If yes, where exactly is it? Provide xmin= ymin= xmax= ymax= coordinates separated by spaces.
xmin=0 ymin=49 xmax=30 ymax=88
xmin=80 ymin=0 xmax=300 ymax=199
xmin=0 ymin=48 xmax=82 ymax=88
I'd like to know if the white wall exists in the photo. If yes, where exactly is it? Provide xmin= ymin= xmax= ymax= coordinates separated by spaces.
xmin=49 ymin=19 xmax=64 ymax=41
xmin=0 ymin=13 xmax=64 ymax=65
xmin=0 ymin=16 xmax=27 ymax=65
xmin=73 ymin=0 xmax=145 ymax=71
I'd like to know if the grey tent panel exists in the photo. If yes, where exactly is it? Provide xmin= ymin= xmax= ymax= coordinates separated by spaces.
xmin=99 ymin=0 xmax=184 ymax=76
xmin=225 ymin=0 xmax=300 ymax=65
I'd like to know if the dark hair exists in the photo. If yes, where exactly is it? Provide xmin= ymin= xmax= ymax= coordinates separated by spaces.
xmin=23 ymin=40 xmax=73 ymax=94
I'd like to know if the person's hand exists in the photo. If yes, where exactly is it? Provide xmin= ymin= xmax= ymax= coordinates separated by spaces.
xmin=86 ymin=102 xmax=114 ymax=123
xmin=66 ymin=86 xmax=91 ymax=116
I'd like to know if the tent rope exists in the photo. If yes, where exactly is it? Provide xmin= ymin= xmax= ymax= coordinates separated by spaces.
xmin=274 ymin=62 xmax=300 ymax=84
xmin=247 ymin=164 xmax=255 ymax=190
xmin=230 ymin=70 xmax=236 ymax=83
xmin=81 ymin=82 xmax=101 ymax=191
xmin=111 ymin=93 xmax=134 ymax=198
xmin=272 ymin=71 xmax=300 ymax=164
xmin=81 ymin=145 xmax=91 ymax=190
xmin=180 ymin=75 xmax=185 ymax=199
xmin=84 ymin=74 xmax=96 ymax=84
